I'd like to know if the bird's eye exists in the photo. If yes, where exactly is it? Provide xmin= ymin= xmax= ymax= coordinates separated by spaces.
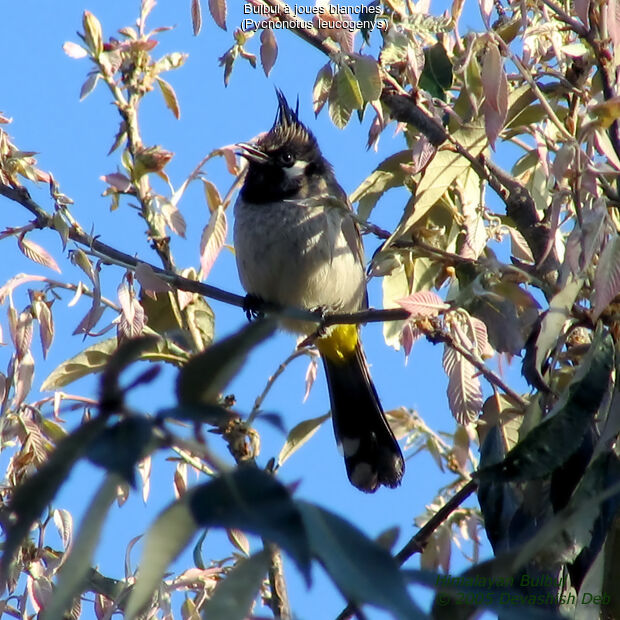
xmin=279 ymin=151 xmax=295 ymax=167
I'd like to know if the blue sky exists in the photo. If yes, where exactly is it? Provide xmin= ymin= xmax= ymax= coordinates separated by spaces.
xmin=0 ymin=1 xmax=520 ymax=617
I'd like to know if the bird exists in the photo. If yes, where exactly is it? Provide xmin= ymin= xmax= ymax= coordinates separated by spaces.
xmin=233 ymin=91 xmax=404 ymax=492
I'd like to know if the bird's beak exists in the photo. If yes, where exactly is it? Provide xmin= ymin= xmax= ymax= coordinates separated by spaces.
xmin=236 ymin=142 xmax=270 ymax=164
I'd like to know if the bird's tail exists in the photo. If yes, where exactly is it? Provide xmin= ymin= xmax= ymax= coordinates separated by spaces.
xmin=320 ymin=340 xmax=405 ymax=492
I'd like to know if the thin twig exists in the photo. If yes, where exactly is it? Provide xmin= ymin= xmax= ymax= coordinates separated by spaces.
xmin=335 ymin=479 xmax=479 ymax=620
xmin=432 ymin=329 xmax=527 ymax=407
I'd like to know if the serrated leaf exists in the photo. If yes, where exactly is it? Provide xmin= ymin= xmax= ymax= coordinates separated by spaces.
xmin=442 ymin=346 xmax=483 ymax=425
xmin=161 ymin=200 xmax=187 ymax=238
xmin=17 ymin=236 xmax=61 ymax=272
xmin=479 ymin=328 xmax=614 ymax=483
xmin=313 ymin=63 xmax=333 ymax=116
xmin=125 ymin=468 xmax=311 ymax=619
xmin=298 ymin=502 xmax=421 ymax=618
xmin=14 ymin=351 xmax=35 ymax=407
xmin=201 ymin=551 xmax=271 ymax=620
xmin=199 ymin=205 xmax=227 ymax=280
xmin=396 ymin=290 xmax=448 ymax=317
xmin=177 ymin=319 xmax=276 ymax=406
xmin=156 ymin=77 xmax=181 ymax=119
xmin=209 ymin=0 xmax=227 ymax=30
xmin=260 ymin=28 xmax=278 ymax=76
xmin=278 ymin=412 xmax=331 ymax=467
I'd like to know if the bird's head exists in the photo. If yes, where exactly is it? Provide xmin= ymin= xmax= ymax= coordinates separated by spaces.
xmin=238 ymin=90 xmax=332 ymax=203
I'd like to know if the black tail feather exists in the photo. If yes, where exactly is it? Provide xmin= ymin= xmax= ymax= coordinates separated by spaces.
xmin=322 ymin=343 xmax=404 ymax=492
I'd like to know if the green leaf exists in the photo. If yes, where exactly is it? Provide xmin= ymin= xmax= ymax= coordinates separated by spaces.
xmin=298 ymin=502 xmax=421 ymax=618
xmin=419 ymin=43 xmax=453 ymax=100
xmin=277 ymin=412 xmax=331 ymax=467
xmin=350 ymin=150 xmax=412 ymax=220
xmin=41 ymin=474 xmax=120 ymax=620
xmin=385 ymin=122 xmax=486 ymax=245
xmin=200 ymin=551 xmax=271 ymax=620
xmin=176 ymin=319 xmax=276 ymax=406
xmin=1 ymin=416 xmax=108 ymax=579
xmin=353 ymin=55 xmax=382 ymax=103
xmin=125 ymin=468 xmax=311 ymax=619
xmin=478 ymin=328 xmax=614 ymax=483
xmin=156 ymin=77 xmax=181 ymax=120
xmin=41 ymin=338 xmax=117 ymax=390
xmin=336 ymin=64 xmax=364 ymax=110
xmin=313 ymin=62 xmax=333 ymax=116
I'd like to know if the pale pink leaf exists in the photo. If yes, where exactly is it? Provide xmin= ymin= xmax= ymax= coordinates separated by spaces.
xmin=575 ymin=0 xmax=590 ymax=24
xmin=401 ymin=323 xmax=423 ymax=364
xmin=209 ymin=0 xmax=227 ymax=30
xmin=13 ymin=310 xmax=33 ymax=360
xmin=118 ymin=297 xmax=145 ymax=340
xmin=442 ymin=345 xmax=483 ymax=425
xmin=481 ymin=43 xmax=507 ymax=148
xmin=18 ymin=236 xmax=61 ymax=272
xmin=73 ymin=304 xmax=105 ymax=335
xmin=101 ymin=172 xmax=132 ymax=192
xmin=397 ymin=290 xmax=448 ymax=317
xmin=608 ymin=0 xmax=620 ymax=49
xmin=0 ymin=274 xmax=47 ymax=304
xmin=199 ymin=206 xmax=227 ymax=279
xmin=216 ymin=145 xmax=239 ymax=175
xmin=36 ymin=302 xmax=54 ymax=359
xmin=118 ymin=282 xmax=134 ymax=325
xmin=592 ymin=235 xmax=620 ymax=320
xmin=469 ymin=316 xmax=494 ymax=358
xmin=177 ymin=289 xmax=194 ymax=311
xmin=479 ymin=0 xmax=494 ymax=26
xmin=191 ymin=0 xmax=202 ymax=35
xmin=14 ymin=351 xmax=35 ymax=408
xmin=135 ymin=262 xmax=172 ymax=299
xmin=260 ymin=29 xmax=278 ymax=77
xmin=53 ymin=509 xmax=73 ymax=550
xmin=303 ymin=355 xmax=319 ymax=402
xmin=27 ymin=574 xmax=53 ymax=613
xmin=406 ymin=136 xmax=436 ymax=175
xmin=63 ymin=41 xmax=88 ymax=59
xmin=161 ymin=200 xmax=187 ymax=238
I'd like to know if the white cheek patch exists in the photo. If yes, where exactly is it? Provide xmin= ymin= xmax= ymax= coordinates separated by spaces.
xmin=283 ymin=159 xmax=308 ymax=179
